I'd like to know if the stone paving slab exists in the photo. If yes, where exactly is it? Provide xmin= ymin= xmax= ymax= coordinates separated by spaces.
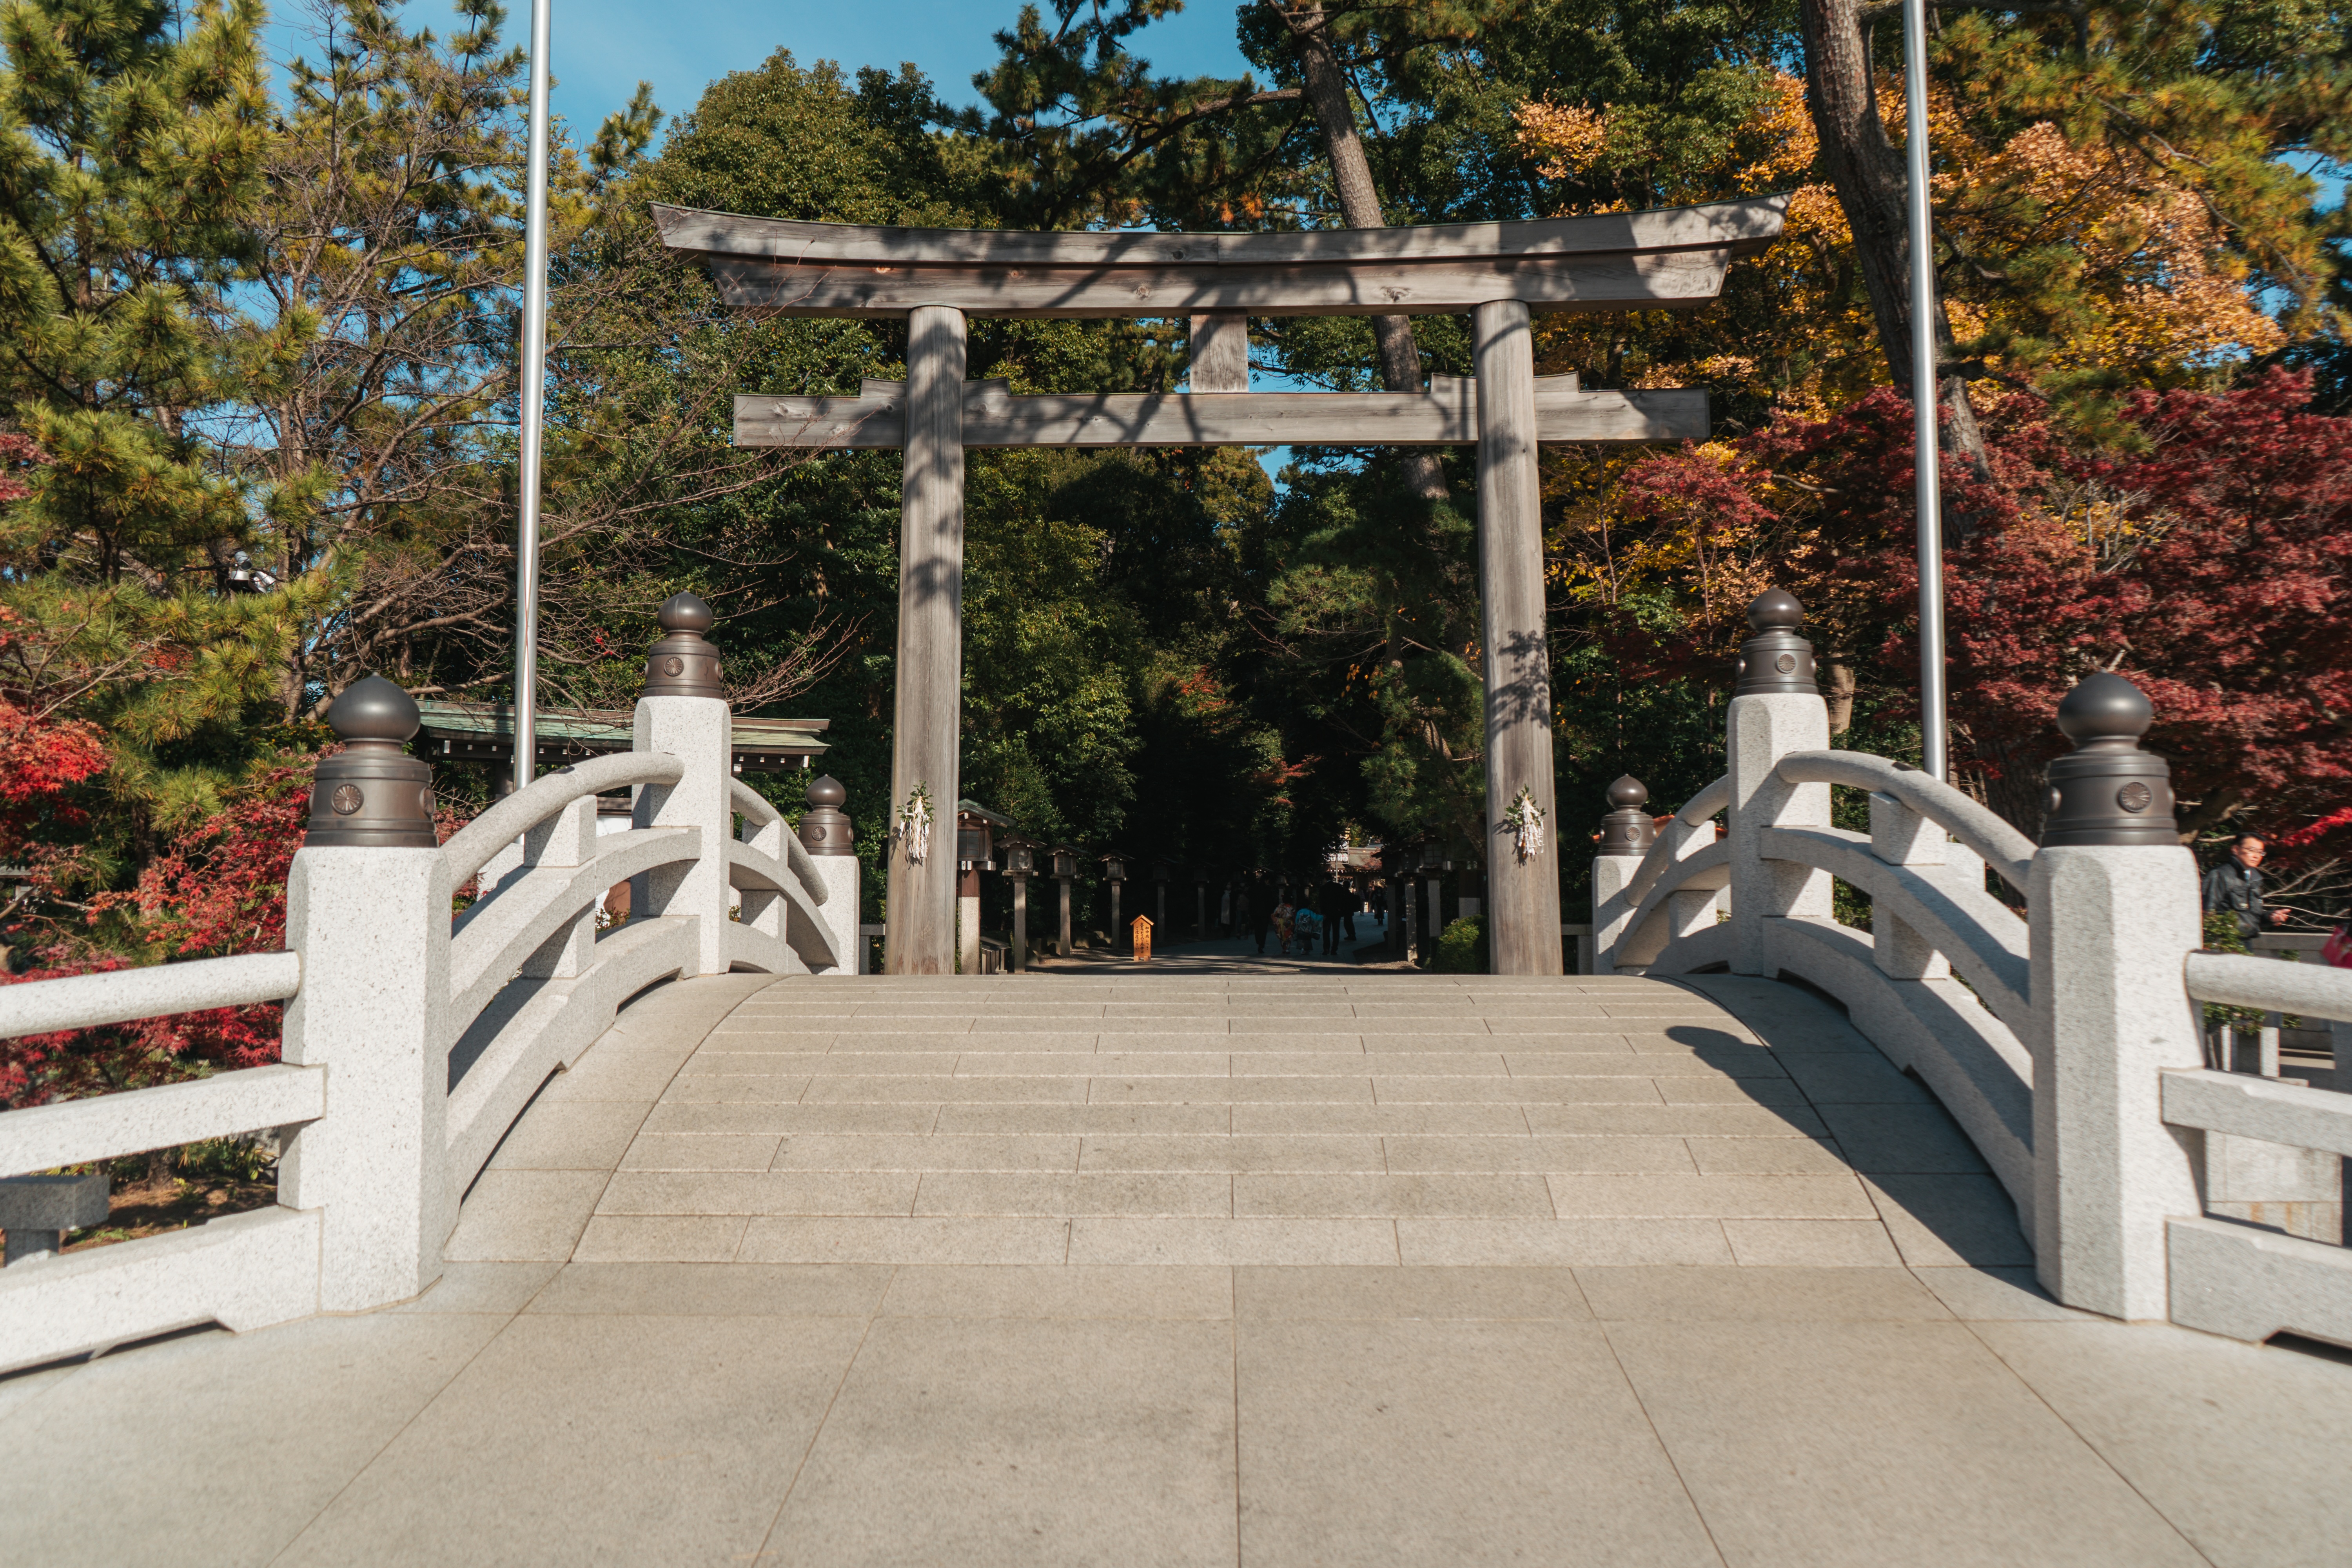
xmin=5 ymin=964 xmax=2351 ymax=1564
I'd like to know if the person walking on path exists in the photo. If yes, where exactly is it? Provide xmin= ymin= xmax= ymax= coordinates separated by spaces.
xmin=1248 ymin=881 xmax=1271 ymax=954
xmin=1294 ymin=904 xmax=1321 ymax=958
xmin=1318 ymin=879 xmax=1348 ymax=956
xmin=2204 ymin=833 xmax=2292 ymax=942
xmin=1273 ymin=892 xmax=1297 ymax=956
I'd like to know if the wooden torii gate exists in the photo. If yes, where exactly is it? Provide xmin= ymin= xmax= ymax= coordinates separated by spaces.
xmin=656 ymin=196 xmax=1787 ymax=976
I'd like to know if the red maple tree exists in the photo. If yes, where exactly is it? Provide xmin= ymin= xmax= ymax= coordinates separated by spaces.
xmin=1599 ymin=370 xmax=2352 ymax=846
xmin=0 ymin=760 xmax=314 ymax=1107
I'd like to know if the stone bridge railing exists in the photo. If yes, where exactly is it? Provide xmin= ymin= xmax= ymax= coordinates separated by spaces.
xmin=1594 ymin=590 xmax=2352 ymax=1345
xmin=0 ymin=595 xmax=857 ymax=1372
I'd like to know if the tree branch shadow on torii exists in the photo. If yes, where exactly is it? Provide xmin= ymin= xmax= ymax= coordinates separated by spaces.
xmin=655 ymin=195 xmax=1789 ymax=976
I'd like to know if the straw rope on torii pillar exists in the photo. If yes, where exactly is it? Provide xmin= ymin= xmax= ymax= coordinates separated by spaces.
xmin=655 ymin=196 xmax=1788 ymax=976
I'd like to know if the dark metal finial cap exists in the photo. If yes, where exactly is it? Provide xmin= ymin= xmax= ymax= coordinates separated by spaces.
xmin=307 ymin=675 xmax=436 ymax=849
xmin=1597 ymin=774 xmax=1656 ymax=857
xmin=798 ymin=773 xmax=854 ymax=856
xmin=1733 ymin=588 xmax=1818 ymax=696
xmin=325 ymin=675 xmax=421 ymax=745
xmin=642 ymin=590 xmax=725 ymax=701
xmin=2040 ymin=672 xmax=2176 ymax=847
xmin=658 ymin=592 xmax=714 ymax=635
xmin=2055 ymin=671 xmax=2154 ymax=748
xmin=1747 ymin=588 xmax=1804 ymax=633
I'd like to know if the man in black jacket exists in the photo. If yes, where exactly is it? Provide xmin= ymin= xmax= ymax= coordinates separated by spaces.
xmin=2203 ymin=834 xmax=2289 ymax=941
xmin=1313 ymin=880 xmax=1345 ymax=955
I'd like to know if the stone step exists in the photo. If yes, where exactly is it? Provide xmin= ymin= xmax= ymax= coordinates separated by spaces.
xmin=448 ymin=970 xmax=2031 ymax=1277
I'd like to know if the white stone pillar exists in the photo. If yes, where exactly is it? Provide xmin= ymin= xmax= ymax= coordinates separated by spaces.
xmin=277 ymin=675 xmax=450 ymax=1312
xmin=1590 ymin=775 xmax=1653 ymax=971
xmin=795 ymin=774 xmax=859 ymax=977
xmin=809 ymin=857 xmax=860 ymax=973
xmin=627 ymin=593 xmax=734 ymax=976
xmin=958 ymin=866 xmax=982 ymax=975
xmin=2028 ymin=673 xmax=2206 ymax=1320
xmin=1725 ymin=592 xmax=1831 ymax=977
xmin=2029 ymin=846 xmax=2204 ymax=1318
xmin=795 ymin=776 xmax=861 ymax=973
xmin=633 ymin=690 xmax=733 ymax=978
xmin=281 ymin=846 xmax=448 ymax=1310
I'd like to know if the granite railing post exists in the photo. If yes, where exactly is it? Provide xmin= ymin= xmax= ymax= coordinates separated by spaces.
xmin=1589 ymin=775 xmax=1653 ymax=971
xmin=278 ymin=676 xmax=450 ymax=1312
xmin=2028 ymin=673 xmax=2205 ymax=1319
xmin=1726 ymin=590 xmax=1831 ymax=976
xmin=631 ymin=592 xmax=733 ymax=976
xmin=797 ymin=774 xmax=861 ymax=976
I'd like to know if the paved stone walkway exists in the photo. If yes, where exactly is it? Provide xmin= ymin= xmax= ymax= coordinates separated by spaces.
xmin=4 ymin=969 xmax=2349 ymax=1565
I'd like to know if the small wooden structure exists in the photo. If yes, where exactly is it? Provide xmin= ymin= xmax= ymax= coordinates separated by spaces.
xmin=1131 ymin=915 xmax=1153 ymax=963
xmin=658 ymin=196 xmax=1786 ymax=975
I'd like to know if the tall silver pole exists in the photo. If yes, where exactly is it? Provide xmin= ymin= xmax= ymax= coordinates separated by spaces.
xmin=1903 ymin=0 xmax=1948 ymax=782
xmin=510 ymin=0 xmax=554 ymax=792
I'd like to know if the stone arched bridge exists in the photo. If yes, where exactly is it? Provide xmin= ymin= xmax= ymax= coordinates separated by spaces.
xmin=5 ymin=961 xmax=2341 ymax=1566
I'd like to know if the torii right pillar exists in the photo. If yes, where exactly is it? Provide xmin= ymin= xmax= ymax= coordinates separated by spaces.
xmin=1474 ymin=299 xmax=1564 ymax=975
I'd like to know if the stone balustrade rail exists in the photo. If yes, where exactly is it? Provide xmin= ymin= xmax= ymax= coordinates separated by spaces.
xmin=0 ymin=598 xmax=856 ymax=1373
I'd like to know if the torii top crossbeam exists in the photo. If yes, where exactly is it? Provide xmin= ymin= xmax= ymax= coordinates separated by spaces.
xmin=652 ymin=196 xmax=1786 ymax=319
xmin=659 ymin=196 xmax=1786 ymax=978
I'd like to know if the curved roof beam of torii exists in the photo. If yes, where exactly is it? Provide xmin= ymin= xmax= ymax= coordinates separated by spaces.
xmin=650 ymin=195 xmax=1789 ymax=321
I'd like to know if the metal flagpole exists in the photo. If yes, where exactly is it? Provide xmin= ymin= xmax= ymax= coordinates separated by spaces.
xmin=1903 ymin=0 xmax=1948 ymax=782
xmin=510 ymin=0 xmax=554 ymax=793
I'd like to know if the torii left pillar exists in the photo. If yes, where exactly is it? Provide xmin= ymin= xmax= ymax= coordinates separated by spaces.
xmin=1475 ymin=298 xmax=1564 ymax=975
xmin=885 ymin=305 xmax=967 ymax=973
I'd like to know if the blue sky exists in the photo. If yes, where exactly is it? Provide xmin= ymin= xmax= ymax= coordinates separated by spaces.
xmin=261 ymin=1 xmax=1305 ymax=475
xmin=266 ymin=0 xmax=1259 ymax=145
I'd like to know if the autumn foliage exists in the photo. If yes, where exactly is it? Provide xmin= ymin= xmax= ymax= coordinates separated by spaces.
xmin=0 ymin=760 xmax=313 ymax=1109
xmin=1591 ymin=369 xmax=2352 ymax=842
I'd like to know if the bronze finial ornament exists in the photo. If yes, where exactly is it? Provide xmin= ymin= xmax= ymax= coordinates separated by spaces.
xmin=1597 ymin=775 xmax=1657 ymax=856
xmin=641 ymin=591 xmax=726 ymax=700
xmin=305 ymin=675 xmax=439 ymax=849
xmin=1733 ymin=588 xmax=1818 ymax=697
xmin=2040 ymin=672 xmax=2178 ymax=847
xmin=799 ymin=774 xmax=855 ymax=856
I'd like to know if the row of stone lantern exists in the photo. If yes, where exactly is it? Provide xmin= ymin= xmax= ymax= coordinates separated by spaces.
xmin=1374 ymin=836 xmax=1481 ymax=965
xmin=1096 ymin=854 xmax=1241 ymax=949
xmin=992 ymin=833 xmax=1087 ymax=969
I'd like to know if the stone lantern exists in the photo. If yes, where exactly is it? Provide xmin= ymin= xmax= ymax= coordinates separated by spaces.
xmin=955 ymin=800 xmax=1012 ymax=974
xmin=1048 ymin=844 xmax=1080 ymax=956
xmin=1149 ymin=857 xmax=1175 ymax=937
xmin=1100 ymin=851 xmax=1129 ymax=951
xmin=1000 ymin=832 xmax=1040 ymax=971
xmin=1421 ymin=836 xmax=1453 ymax=953
xmin=1381 ymin=840 xmax=1417 ymax=963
